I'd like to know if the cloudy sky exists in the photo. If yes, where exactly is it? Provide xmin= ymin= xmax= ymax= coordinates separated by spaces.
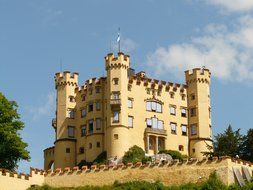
xmin=0 ymin=0 xmax=253 ymax=172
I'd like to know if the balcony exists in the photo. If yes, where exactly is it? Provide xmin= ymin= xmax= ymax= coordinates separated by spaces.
xmin=110 ymin=99 xmax=121 ymax=106
xmin=145 ymin=127 xmax=167 ymax=136
xmin=52 ymin=118 xmax=56 ymax=128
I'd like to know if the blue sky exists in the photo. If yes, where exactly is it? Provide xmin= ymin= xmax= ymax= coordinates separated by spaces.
xmin=0 ymin=0 xmax=253 ymax=172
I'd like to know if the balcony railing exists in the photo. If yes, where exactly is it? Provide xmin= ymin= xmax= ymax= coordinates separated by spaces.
xmin=110 ymin=99 xmax=121 ymax=106
xmin=52 ymin=118 xmax=56 ymax=128
xmin=145 ymin=127 xmax=167 ymax=136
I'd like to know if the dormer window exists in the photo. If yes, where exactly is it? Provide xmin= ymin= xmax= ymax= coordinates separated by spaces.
xmin=170 ymin=92 xmax=175 ymax=99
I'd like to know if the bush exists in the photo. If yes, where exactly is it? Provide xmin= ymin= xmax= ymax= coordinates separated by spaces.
xmin=122 ymin=145 xmax=146 ymax=164
xmin=200 ymin=172 xmax=227 ymax=190
xmin=93 ymin=151 xmax=107 ymax=165
xmin=158 ymin=150 xmax=184 ymax=161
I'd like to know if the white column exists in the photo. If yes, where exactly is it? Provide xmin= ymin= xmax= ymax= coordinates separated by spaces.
xmin=155 ymin=136 xmax=159 ymax=154
xmin=146 ymin=135 xmax=149 ymax=154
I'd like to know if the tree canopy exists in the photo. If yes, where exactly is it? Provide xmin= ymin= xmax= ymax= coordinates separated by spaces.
xmin=213 ymin=125 xmax=244 ymax=158
xmin=0 ymin=92 xmax=30 ymax=170
xmin=241 ymin=129 xmax=253 ymax=162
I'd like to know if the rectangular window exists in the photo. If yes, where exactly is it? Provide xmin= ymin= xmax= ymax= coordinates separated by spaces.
xmin=113 ymin=78 xmax=119 ymax=85
xmin=114 ymin=134 xmax=119 ymax=140
xmin=95 ymin=87 xmax=100 ymax=93
xmin=81 ymin=95 xmax=86 ymax=101
xmin=170 ymin=123 xmax=177 ymax=134
xmin=81 ymin=125 xmax=86 ymax=137
xmin=96 ymin=102 xmax=101 ymax=111
xmin=170 ymin=92 xmax=174 ymax=98
xmin=112 ymin=92 xmax=119 ymax=100
xmin=67 ymin=109 xmax=75 ymax=119
xmin=96 ymin=118 xmax=101 ymax=130
xmin=128 ymin=99 xmax=133 ymax=108
xmin=181 ymin=108 xmax=187 ymax=117
xmin=68 ymin=126 xmax=75 ymax=138
xmin=69 ymin=96 xmax=75 ymax=102
xmin=182 ymin=125 xmax=187 ymax=136
xmin=113 ymin=111 xmax=119 ymax=122
xmin=97 ymin=142 xmax=101 ymax=148
xmin=156 ymin=103 xmax=162 ymax=113
xmin=190 ymin=124 xmax=197 ymax=136
xmin=66 ymin=148 xmax=70 ymax=153
xmin=89 ymin=120 xmax=94 ymax=134
xmin=88 ymin=103 xmax=93 ymax=112
xmin=146 ymin=101 xmax=151 ymax=111
xmin=190 ymin=108 xmax=197 ymax=117
xmin=81 ymin=108 xmax=86 ymax=118
xmin=128 ymin=116 xmax=133 ymax=127
xmin=89 ymin=143 xmax=92 ymax=149
xmin=151 ymin=101 xmax=156 ymax=111
xmin=152 ymin=117 xmax=158 ymax=128
xmin=191 ymin=94 xmax=195 ymax=100
xmin=89 ymin=88 xmax=93 ymax=95
xmin=146 ymin=118 xmax=152 ymax=128
xmin=179 ymin=145 xmax=184 ymax=151
xmin=79 ymin=147 xmax=84 ymax=154
xmin=157 ymin=120 xmax=163 ymax=129
xmin=170 ymin=106 xmax=176 ymax=115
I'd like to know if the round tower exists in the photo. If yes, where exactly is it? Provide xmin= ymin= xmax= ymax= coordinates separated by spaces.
xmin=185 ymin=68 xmax=213 ymax=160
xmin=54 ymin=71 xmax=79 ymax=169
xmin=105 ymin=52 xmax=131 ymax=160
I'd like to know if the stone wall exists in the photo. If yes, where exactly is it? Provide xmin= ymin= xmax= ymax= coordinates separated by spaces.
xmin=0 ymin=158 xmax=252 ymax=189
xmin=44 ymin=157 xmax=253 ymax=188
xmin=0 ymin=168 xmax=44 ymax=190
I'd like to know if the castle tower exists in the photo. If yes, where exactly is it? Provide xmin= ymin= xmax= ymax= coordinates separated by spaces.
xmin=54 ymin=71 xmax=79 ymax=169
xmin=105 ymin=52 xmax=131 ymax=159
xmin=185 ymin=68 xmax=213 ymax=160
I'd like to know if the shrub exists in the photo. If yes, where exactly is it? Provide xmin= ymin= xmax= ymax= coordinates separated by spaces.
xmin=93 ymin=151 xmax=107 ymax=165
xmin=122 ymin=145 xmax=146 ymax=164
xmin=158 ymin=150 xmax=184 ymax=161
xmin=200 ymin=172 xmax=227 ymax=190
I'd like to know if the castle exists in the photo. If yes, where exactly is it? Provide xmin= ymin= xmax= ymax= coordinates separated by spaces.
xmin=44 ymin=52 xmax=213 ymax=170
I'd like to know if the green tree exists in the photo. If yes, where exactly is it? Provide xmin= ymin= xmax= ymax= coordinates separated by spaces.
xmin=213 ymin=125 xmax=244 ymax=158
xmin=0 ymin=92 xmax=30 ymax=170
xmin=122 ymin=145 xmax=146 ymax=164
xmin=241 ymin=129 xmax=253 ymax=162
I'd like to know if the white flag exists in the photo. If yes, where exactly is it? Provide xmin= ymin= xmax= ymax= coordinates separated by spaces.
xmin=117 ymin=32 xmax=120 ymax=42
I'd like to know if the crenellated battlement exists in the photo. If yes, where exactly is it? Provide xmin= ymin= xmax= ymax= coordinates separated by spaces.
xmin=44 ymin=157 xmax=252 ymax=176
xmin=105 ymin=52 xmax=130 ymax=70
xmin=1 ymin=157 xmax=252 ymax=189
xmin=185 ymin=68 xmax=211 ymax=85
xmin=129 ymin=76 xmax=187 ymax=93
xmin=55 ymin=71 xmax=79 ymax=89
xmin=43 ymin=157 xmax=252 ymax=188
xmin=74 ymin=77 xmax=107 ymax=93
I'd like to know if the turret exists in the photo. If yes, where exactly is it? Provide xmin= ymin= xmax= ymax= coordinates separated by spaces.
xmin=54 ymin=71 xmax=79 ymax=169
xmin=105 ymin=52 xmax=131 ymax=159
xmin=185 ymin=68 xmax=213 ymax=160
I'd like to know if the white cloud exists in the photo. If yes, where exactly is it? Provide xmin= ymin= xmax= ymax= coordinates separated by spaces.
xmin=112 ymin=37 xmax=137 ymax=53
xmin=147 ymin=15 xmax=253 ymax=82
xmin=26 ymin=92 xmax=55 ymax=121
xmin=205 ymin=0 xmax=253 ymax=12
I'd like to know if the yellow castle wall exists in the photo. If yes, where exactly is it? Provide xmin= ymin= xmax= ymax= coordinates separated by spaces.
xmin=44 ymin=158 xmax=253 ymax=188
xmin=44 ymin=52 xmax=213 ymax=170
